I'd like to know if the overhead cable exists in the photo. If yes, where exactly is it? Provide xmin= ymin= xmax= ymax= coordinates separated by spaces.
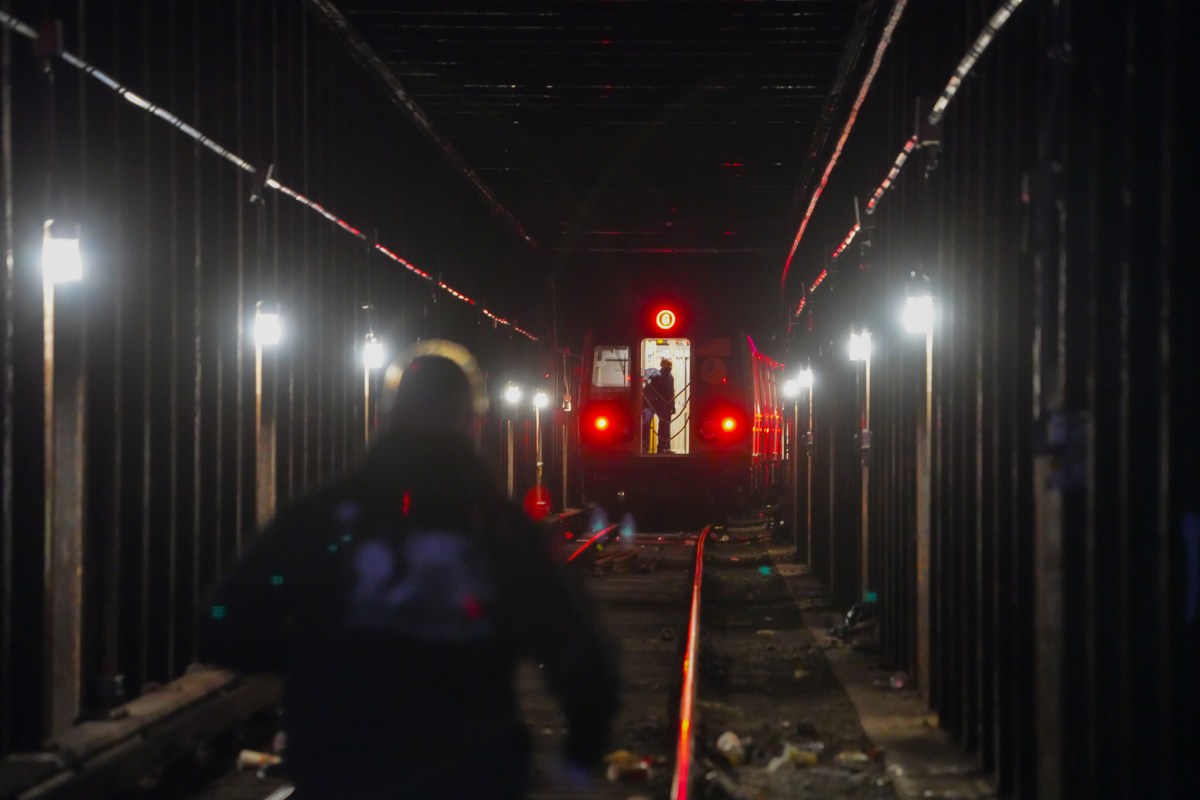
xmin=865 ymin=135 xmax=920 ymax=214
xmin=929 ymin=0 xmax=1026 ymax=126
xmin=793 ymin=0 xmax=1029 ymax=317
xmin=304 ymin=0 xmax=539 ymax=248
xmin=779 ymin=0 xmax=909 ymax=291
xmin=0 ymin=8 xmax=537 ymax=341
xmin=830 ymin=223 xmax=862 ymax=262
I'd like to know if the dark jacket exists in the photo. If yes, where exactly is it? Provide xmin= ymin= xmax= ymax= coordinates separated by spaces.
xmin=647 ymin=369 xmax=675 ymax=416
xmin=197 ymin=429 xmax=619 ymax=799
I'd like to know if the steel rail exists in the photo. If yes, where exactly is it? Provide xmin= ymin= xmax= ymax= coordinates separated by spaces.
xmin=566 ymin=523 xmax=621 ymax=563
xmin=670 ymin=524 xmax=711 ymax=800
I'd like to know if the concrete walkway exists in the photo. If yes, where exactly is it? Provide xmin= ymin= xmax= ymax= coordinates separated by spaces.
xmin=770 ymin=551 xmax=997 ymax=800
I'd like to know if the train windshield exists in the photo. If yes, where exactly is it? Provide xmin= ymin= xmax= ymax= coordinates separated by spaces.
xmin=641 ymin=338 xmax=690 ymax=455
xmin=591 ymin=346 xmax=631 ymax=388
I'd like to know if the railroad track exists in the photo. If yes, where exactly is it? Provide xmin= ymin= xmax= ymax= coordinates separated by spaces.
xmin=526 ymin=515 xmax=894 ymax=800
xmin=524 ymin=524 xmax=701 ymax=799
xmin=14 ymin=510 xmax=894 ymax=800
xmin=188 ymin=521 xmax=710 ymax=800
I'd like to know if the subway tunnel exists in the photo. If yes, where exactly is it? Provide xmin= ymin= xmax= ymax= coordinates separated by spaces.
xmin=0 ymin=2 xmax=1196 ymax=798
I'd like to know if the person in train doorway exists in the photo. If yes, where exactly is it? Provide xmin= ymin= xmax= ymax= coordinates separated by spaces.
xmin=196 ymin=340 xmax=620 ymax=800
xmin=646 ymin=357 xmax=676 ymax=453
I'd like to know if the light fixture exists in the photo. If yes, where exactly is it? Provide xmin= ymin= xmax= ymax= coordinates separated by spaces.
xmin=42 ymin=220 xmax=83 ymax=284
xmin=903 ymin=294 xmax=935 ymax=335
xmin=503 ymin=383 xmax=523 ymax=405
xmin=784 ymin=367 xmax=814 ymax=399
xmin=655 ymin=308 xmax=677 ymax=331
xmin=903 ymin=270 xmax=935 ymax=335
xmin=533 ymin=389 xmax=550 ymax=410
xmin=363 ymin=334 xmax=386 ymax=370
xmin=254 ymin=304 xmax=282 ymax=346
xmin=849 ymin=330 xmax=872 ymax=362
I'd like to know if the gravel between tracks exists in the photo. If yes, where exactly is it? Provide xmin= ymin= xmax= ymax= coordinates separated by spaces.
xmin=693 ymin=526 xmax=897 ymax=799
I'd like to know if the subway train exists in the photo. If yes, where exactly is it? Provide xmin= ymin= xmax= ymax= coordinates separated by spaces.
xmin=576 ymin=298 xmax=787 ymax=528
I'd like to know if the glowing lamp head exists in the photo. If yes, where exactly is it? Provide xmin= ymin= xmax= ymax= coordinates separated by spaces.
xmin=532 ymin=389 xmax=550 ymax=410
xmin=503 ymin=384 xmax=523 ymax=405
xmin=654 ymin=308 xmax=677 ymax=331
xmin=255 ymin=308 xmax=282 ymax=347
xmin=593 ymin=415 xmax=611 ymax=431
xmin=721 ymin=416 xmax=737 ymax=432
xmin=363 ymin=336 xmax=386 ymax=370
xmin=848 ymin=330 xmax=872 ymax=362
xmin=42 ymin=220 xmax=83 ymax=284
xmin=903 ymin=294 xmax=935 ymax=335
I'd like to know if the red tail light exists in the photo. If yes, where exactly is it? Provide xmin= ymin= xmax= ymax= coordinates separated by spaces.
xmin=582 ymin=402 xmax=633 ymax=448
xmin=699 ymin=406 xmax=747 ymax=445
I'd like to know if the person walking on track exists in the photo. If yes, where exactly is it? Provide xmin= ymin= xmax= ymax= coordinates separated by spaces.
xmin=198 ymin=340 xmax=620 ymax=799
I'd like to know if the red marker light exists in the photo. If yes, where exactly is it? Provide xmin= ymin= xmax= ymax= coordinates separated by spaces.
xmin=523 ymin=486 xmax=552 ymax=521
xmin=721 ymin=416 xmax=737 ymax=432
xmin=593 ymin=415 xmax=611 ymax=431
xmin=655 ymin=309 xmax=677 ymax=331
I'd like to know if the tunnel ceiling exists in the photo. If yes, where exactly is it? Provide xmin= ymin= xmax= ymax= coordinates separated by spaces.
xmin=331 ymin=0 xmax=872 ymax=276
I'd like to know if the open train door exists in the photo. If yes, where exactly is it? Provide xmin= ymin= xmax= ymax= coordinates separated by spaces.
xmin=640 ymin=337 xmax=690 ymax=454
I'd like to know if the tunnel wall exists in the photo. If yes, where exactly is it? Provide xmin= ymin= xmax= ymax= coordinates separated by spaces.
xmin=791 ymin=0 xmax=1196 ymax=796
xmin=0 ymin=0 xmax=544 ymax=752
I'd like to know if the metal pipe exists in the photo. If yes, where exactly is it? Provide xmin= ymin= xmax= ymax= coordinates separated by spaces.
xmin=535 ymin=406 xmax=543 ymax=495
xmin=806 ymin=386 xmax=814 ymax=568
xmin=362 ymin=361 xmax=369 ymax=446
xmin=862 ymin=351 xmax=871 ymax=602
xmin=561 ymin=419 xmax=568 ymax=511
xmin=792 ymin=397 xmax=800 ymax=559
xmin=506 ymin=419 xmax=514 ymax=499
xmin=917 ymin=329 xmax=932 ymax=697
xmin=1 ymin=0 xmax=15 ymax=748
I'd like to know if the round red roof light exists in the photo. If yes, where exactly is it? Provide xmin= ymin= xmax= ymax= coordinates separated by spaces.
xmin=655 ymin=309 xmax=677 ymax=331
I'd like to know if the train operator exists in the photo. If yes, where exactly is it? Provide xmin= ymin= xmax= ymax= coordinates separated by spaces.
xmin=197 ymin=340 xmax=620 ymax=799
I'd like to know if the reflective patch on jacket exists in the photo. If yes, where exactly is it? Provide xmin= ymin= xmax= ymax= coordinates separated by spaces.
xmin=345 ymin=530 xmax=497 ymax=640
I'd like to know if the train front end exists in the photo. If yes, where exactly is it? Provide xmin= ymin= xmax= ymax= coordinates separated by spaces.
xmin=577 ymin=301 xmax=783 ymax=528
